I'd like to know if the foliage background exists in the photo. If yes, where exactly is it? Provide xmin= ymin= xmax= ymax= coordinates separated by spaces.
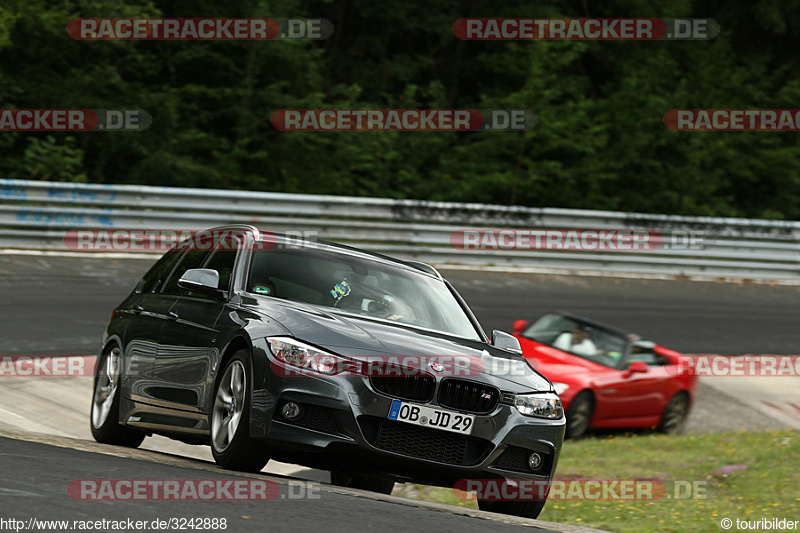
xmin=1 ymin=0 xmax=799 ymax=219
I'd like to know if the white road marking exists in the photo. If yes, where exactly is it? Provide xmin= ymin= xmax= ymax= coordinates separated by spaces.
xmin=0 ymin=373 xmax=324 ymax=481
xmin=0 ymin=249 xmax=160 ymax=259
xmin=699 ymin=374 xmax=800 ymax=429
xmin=438 ymin=264 xmax=800 ymax=285
xmin=0 ymin=406 xmax=72 ymax=437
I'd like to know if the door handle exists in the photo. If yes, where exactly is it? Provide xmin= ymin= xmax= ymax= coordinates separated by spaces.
xmin=133 ymin=305 xmax=144 ymax=314
xmin=168 ymin=311 xmax=179 ymax=320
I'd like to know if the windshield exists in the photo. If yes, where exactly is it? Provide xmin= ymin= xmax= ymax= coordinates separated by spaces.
xmin=523 ymin=313 xmax=627 ymax=368
xmin=247 ymin=246 xmax=481 ymax=340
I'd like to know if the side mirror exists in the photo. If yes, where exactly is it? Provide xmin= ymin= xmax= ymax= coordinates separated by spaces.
xmin=178 ymin=268 xmax=223 ymax=297
xmin=512 ymin=319 xmax=528 ymax=336
xmin=492 ymin=330 xmax=523 ymax=355
xmin=626 ymin=361 xmax=649 ymax=375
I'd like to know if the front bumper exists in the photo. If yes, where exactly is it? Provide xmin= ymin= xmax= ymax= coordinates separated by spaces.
xmin=249 ymin=338 xmax=566 ymax=487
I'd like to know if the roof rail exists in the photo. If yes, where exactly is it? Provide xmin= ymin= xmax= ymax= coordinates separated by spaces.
xmin=205 ymin=224 xmax=260 ymax=239
xmin=406 ymin=260 xmax=443 ymax=279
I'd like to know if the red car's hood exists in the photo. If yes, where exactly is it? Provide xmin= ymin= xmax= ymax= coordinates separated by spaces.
xmin=518 ymin=338 xmax=606 ymax=374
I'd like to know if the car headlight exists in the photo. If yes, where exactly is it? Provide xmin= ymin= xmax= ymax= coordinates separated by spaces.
xmin=552 ymin=382 xmax=569 ymax=396
xmin=512 ymin=393 xmax=564 ymax=419
xmin=267 ymin=337 xmax=358 ymax=375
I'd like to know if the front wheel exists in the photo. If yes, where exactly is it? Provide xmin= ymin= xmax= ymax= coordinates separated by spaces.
xmin=565 ymin=391 xmax=594 ymax=439
xmin=210 ymin=350 xmax=270 ymax=472
xmin=90 ymin=346 xmax=145 ymax=447
xmin=478 ymin=499 xmax=546 ymax=519
xmin=330 ymin=472 xmax=395 ymax=494
xmin=659 ymin=392 xmax=689 ymax=435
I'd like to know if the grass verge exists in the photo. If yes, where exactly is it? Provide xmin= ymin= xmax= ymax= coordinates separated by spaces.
xmin=392 ymin=429 xmax=800 ymax=532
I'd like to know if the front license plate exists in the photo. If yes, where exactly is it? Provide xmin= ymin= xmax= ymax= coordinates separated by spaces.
xmin=388 ymin=400 xmax=474 ymax=435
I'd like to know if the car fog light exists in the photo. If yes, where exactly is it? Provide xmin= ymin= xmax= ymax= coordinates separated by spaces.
xmin=528 ymin=452 xmax=543 ymax=471
xmin=282 ymin=402 xmax=302 ymax=420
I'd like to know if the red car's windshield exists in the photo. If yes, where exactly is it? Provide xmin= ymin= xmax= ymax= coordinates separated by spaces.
xmin=523 ymin=314 xmax=627 ymax=368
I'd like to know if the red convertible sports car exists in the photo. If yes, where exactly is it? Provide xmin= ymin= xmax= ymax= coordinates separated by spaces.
xmin=512 ymin=312 xmax=697 ymax=438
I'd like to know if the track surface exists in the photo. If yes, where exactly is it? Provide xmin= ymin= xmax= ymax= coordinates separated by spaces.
xmin=445 ymin=269 xmax=800 ymax=355
xmin=1 ymin=254 xmax=797 ymax=356
xmin=0 ymin=252 xmax=798 ymax=531
xmin=0 ymin=433 xmax=596 ymax=532
xmin=0 ymin=253 xmax=797 ymax=435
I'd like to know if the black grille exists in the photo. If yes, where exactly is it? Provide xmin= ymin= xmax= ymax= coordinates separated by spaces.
xmin=360 ymin=417 xmax=493 ymax=466
xmin=491 ymin=445 xmax=551 ymax=474
xmin=371 ymin=375 xmax=435 ymax=402
xmin=278 ymin=403 xmax=342 ymax=436
xmin=437 ymin=379 xmax=500 ymax=414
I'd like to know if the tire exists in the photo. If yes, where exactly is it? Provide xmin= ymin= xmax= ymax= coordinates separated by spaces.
xmin=90 ymin=346 xmax=145 ymax=447
xmin=478 ymin=499 xmax=546 ymax=519
xmin=330 ymin=472 xmax=395 ymax=495
xmin=565 ymin=391 xmax=594 ymax=439
xmin=659 ymin=392 xmax=689 ymax=435
xmin=210 ymin=350 xmax=271 ymax=472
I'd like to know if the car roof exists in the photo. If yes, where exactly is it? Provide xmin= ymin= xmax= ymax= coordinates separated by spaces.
xmin=209 ymin=225 xmax=443 ymax=280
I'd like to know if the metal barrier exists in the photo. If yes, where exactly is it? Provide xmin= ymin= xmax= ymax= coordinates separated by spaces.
xmin=1 ymin=178 xmax=798 ymax=281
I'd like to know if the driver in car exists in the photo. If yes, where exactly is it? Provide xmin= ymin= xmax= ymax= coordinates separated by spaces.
xmin=554 ymin=328 xmax=600 ymax=357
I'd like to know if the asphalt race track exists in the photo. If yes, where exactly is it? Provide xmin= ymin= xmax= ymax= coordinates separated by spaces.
xmin=0 ymin=252 xmax=798 ymax=531
xmin=1 ymin=254 xmax=798 ymax=357
xmin=0 ymin=431 xmax=602 ymax=533
xmin=0 ymin=252 xmax=797 ymax=435
xmin=444 ymin=268 xmax=800 ymax=355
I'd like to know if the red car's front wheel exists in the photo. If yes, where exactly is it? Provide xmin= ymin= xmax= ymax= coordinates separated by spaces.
xmin=659 ymin=392 xmax=689 ymax=434
xmin=565 ymin=391 xmax=594 ymax=439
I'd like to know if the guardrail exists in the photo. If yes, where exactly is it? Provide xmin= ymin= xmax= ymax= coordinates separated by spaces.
xmin=1 ymin=178 xmax=798 ymax=281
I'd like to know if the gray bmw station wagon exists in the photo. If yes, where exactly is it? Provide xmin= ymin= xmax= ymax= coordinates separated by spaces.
xmin=91 ymin=225 xmax=565 ymax=518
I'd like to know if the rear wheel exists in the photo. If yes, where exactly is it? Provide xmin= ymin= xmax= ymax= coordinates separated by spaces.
xmin=659 ymin=392 xmax=689 ymax=435
xmin=331 ymin=472 xmax=395 ymax=494
xmin=90 ymin=346 xmax=145 ymax=447
xmin=211 ymin=350 xmax=271 ymax=472
xmin=478 ymin=499 xmax=546 ymax=519
xmin=565 ymin=391 xmax=593 ymax=439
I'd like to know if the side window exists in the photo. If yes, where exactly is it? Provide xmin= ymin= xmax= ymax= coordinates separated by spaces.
xmin=628 ymin=350 xmax=666 ymax=366
xmin=160 ymin=250 xmax=214 ymax=296
xmin=203 ymin=249 xmax=237 ymax=292
xmin=137 ymin=250 xmax=180 ymax=294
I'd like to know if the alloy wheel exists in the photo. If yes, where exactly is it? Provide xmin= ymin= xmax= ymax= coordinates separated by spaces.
xmin=92 ymin=347 xmax=120 ymax=429
xmin=212 ymin=360 xmax=246 ymax=453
